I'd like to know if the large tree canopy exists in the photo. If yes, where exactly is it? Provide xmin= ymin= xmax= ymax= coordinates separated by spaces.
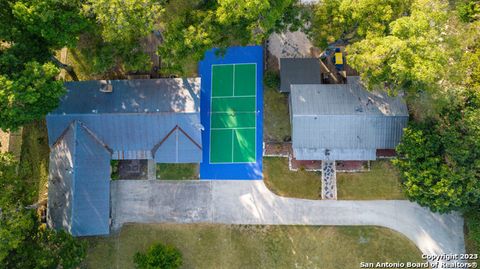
xmin=0 ymin=0 xmax=89 ymax=130
xmin=158 ymin=0 xmax=305 ymax=74
xmin=78 ymin=0 xmax=164 ymax=74
xmin=0 ymin=62 xmax=64 ymax=131
xmin=310 ymin=0 xmax=412 ymax=49
xmin=0 ymin=0 xmax=89 ymax=50
xmin=393 ymin=92 xmax=480 ymax=212
xmin=83 ymin=0 xmax=163 ymax=43
xmin=346 ymin=0 xmax=458 ymax=94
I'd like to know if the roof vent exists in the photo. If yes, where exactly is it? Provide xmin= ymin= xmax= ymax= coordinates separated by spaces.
xmin=99 ymin=80 xmax=113 ymax=93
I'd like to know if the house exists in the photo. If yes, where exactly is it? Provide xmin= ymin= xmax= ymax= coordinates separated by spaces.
xmin=46 ymin=78 xmax=202 ymax=236
xmin=290 ymin=76 xmax=408 ymax=161
xmin=279 ymin=58 xmax=322 ymax=93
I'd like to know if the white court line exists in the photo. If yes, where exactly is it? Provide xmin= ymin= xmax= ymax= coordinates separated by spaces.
xmin=211 ymin=63 xmax=256 ymax=66
xmin=211 ymin=127 xmax=255 ymax=130
xmin=211 ymin=95 xmax=256 ymax=98
xmin=231 ymin=129 xmax=234 ymax=163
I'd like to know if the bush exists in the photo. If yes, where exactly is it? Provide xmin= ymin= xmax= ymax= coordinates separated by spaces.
xmin=264 ymin=70 xmax=280 ymax=89
xmin=134 ymin=243 xmax=182 ymax=269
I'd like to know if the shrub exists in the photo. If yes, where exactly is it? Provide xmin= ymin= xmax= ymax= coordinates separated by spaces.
xmin=264 ymin=70 xmax=280 ymax=89
xmin=134 ymin=243 xmax=182 ymax=269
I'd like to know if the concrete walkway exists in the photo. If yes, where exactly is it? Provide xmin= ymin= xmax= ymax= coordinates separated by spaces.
xmin=111 ymin=180 xmax=465 ymax=266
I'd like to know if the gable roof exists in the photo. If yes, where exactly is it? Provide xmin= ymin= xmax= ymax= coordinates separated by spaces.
xmin=47 ymin=78 xmax=203 ymax=236
xmin=47 ymin=121 xmax=111 ymax=236
xmin=280 ymin=58 xmax=322 ymax=92
xmin=47 ymin=78 xmax=202 ymax=162
xmin=290 ymin=77 xmax=408 ymax=160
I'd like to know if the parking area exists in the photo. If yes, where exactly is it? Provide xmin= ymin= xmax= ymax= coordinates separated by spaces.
xmin=111 ymin=180 xmax=212 ymax=229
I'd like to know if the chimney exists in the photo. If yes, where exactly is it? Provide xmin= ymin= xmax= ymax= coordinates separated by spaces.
xmin=99 ymin=80 xmax=113 ymax=93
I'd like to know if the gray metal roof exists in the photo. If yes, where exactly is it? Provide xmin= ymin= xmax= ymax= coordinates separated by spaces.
xmin=47 ymin=121 xmax=111 ymax=236
xmin=290 ymin=80 xmax=408 ymax=160
xmin=291 ymin=82 xmax=408 ymax=117
xmin=53 ymin=78 xmax=200 ymax=114
xmin=280 ymin=58 xmax=322 ymax=92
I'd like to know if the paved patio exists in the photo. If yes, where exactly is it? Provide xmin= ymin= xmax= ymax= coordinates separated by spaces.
xmin=111 ymin=180 xmax=465 ymax=267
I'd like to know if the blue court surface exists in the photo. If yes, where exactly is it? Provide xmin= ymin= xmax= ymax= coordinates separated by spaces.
xmin=199 ymin=46 xmax=263 ymax=180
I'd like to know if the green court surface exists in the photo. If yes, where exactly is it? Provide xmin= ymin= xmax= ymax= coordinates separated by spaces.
xmin=210 ymin=64 xmax=257 ymax=163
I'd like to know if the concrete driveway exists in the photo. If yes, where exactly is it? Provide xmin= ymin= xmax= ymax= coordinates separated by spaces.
xmin=111 ymin=180 xmax=465 ymax=267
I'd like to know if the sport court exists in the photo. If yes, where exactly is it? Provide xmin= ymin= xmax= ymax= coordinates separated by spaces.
xmin=210 ymin=63 xmax=257 ymax=163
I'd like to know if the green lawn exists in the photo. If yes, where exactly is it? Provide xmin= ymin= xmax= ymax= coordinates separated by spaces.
xmin=263 ymin=86 xmax=291 ymax=142
xmin=156 ymin=163 xmax=199 ymax=180
xmin=264 ymin=158 xmax=405 ymax=200
xmin=18 ymin=120 xmax=50 ymax=204
xmin=263 ymin=157 xmax=321 ymax=199
xmin=337 ymin=160 xmax=406 ymax=200
xmin=83 ymin=224 xmax=424 ymax=269
xmin=464 ymin=210 xmax=480 ymax=254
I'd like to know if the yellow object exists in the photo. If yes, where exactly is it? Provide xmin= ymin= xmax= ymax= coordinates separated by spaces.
xmin=335 ymin=52 xmax=343 ymax=65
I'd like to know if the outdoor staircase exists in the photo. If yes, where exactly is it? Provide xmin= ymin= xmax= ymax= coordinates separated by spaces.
xmin=321 ymin=160 xmax=337 ymax=200
xmin=319 ymin=57 xmax=346 ymax=84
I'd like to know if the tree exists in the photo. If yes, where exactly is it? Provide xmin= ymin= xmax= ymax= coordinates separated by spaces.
xmin=0 ymin=62 xmax=65 ymax=131
xmin=346 ymin=0 xmax=458 ymax=95
xmin=83 ymin=0 xmax=163 ymax=43
xmin=79 ymin=0 xmax=163 ymax=73
xmin=0 ymin=0 xmax=90 ymax=73
xmin=0 ymin=0 xmax=89 ymax=130
xmin=393 ymin=91 xmax=480 ymax=213
xmin=310 ymin=0 xmax=412 ymax=49
xmin=158 ymin=0 xmax=305 ymax=74
xmin=9 ymin=0 xmax=91 ymax=49
xmin=457 ymin=0 xmax=480 ymax=22
xmin=134 ymin=243 xmax=183 ymax=269
xmin=0 ymin=152 xmax=87 ymax=268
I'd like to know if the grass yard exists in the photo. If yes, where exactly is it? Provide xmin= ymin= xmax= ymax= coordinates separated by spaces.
xmin=84 ymin=224 xmax=424 ymax=269
xmin=337 ymin=160 xmax=406 ymax=200
xmin=264 ymin=158 xmax=405 ymax=200
xmin=263 ymin=85 xmax=291 ymax=142
xmin=156 ymin=163 xmax=199 ymax=180
xmin=263 ymin=157 xmax=321 ymax=199
xmin=464 ymin=210 xmax=480 ymax=254
xmin=18 ymin=120 xmax=50 ymax=204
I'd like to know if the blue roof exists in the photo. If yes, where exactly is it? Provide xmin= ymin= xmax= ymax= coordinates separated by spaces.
xmin=47 ymin=78 xmax=202 ymax=162
xmin=47 ymin=78 xmax=203 ymax=236
xmin=47 ymin=121 xmax=111 ymax=236
xmin=47 ymin=114 xmax=202 ymax=162
xmin=54 ymin=78 xmax=200 ymax=114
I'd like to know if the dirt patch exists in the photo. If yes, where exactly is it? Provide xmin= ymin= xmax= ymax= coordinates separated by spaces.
xmin=290 ymin=157 xmax=322 ymax=171
xmin=263 ymin=142 xmax=291 ymax=157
